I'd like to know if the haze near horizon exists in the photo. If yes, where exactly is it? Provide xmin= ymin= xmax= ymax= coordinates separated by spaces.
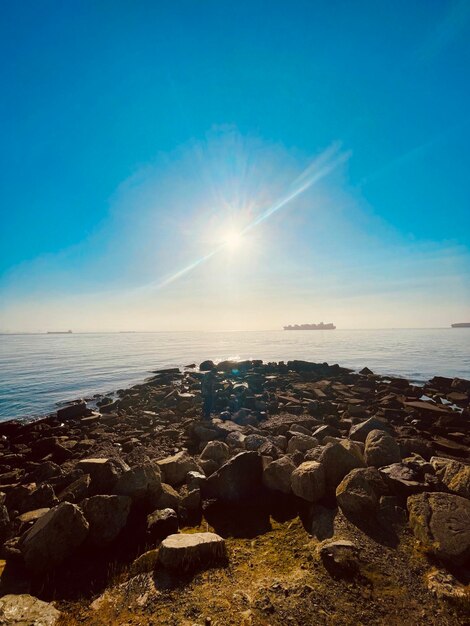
xmin=1 ymin=1 xmax=469 ymax=332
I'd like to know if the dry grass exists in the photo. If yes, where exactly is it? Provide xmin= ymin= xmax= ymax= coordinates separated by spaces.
xmin=55 ymin=511 xmax=469 ymax=626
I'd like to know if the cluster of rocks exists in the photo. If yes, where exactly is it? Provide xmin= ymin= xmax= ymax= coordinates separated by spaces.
xmin=0 ymin=359 xmax=469 ymax=622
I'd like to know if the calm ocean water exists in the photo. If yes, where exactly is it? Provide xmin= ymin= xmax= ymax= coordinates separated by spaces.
xmin=1 ymin=329 xmax=469 ymax=422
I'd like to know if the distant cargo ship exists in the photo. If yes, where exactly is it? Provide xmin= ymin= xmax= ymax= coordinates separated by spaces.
xmin=284 ymin=322 xmax=336 ymax=330
xmin=451 ymin=322 xmax=470 ymax=328
xmin=47 ymin=330 xmax=73 ymax=334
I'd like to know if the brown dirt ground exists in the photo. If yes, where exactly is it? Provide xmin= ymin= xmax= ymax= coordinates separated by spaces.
xmin=55 ymin=508 xmax=469 ymax=626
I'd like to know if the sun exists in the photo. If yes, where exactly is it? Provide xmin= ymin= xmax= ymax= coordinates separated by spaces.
xmin=223 ymin=229 xmax=243 ymax=250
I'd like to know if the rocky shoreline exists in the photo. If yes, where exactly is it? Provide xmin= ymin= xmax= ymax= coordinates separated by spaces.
xmin=0 ymin=359 xmax=469 ymax=625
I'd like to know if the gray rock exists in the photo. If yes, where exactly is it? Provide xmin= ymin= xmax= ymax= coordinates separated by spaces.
xmin=320 ymin=443 xmax=364 ymax=493
xmin=349 ymin=417 xmax=393 ymax=443
xmin=113 ymin=463 xmax=161 ymax=504
xmin=180 ymin=486 xmax=201 ymax=512
xmin=291 ymin=461 xmax=325 ymax=502
xmin=155 ymin=483 xmax=181 ymax=510
xmin=200 ymin=441 xmax=230 ymax=466
xmin=380 ymin=462 xmax=438 ymax=497
xmin=0 ymin=594 xmax=61 ymax=625
xmin=157 ymin=451 xmax=199 ymax=486
xmin=147 ymin=508 xmax=178 ymax=541
xmin=20 ymin=502 xmax=89 ymax=573
xmin=339 ymin=439 xmax=365 ymax=464
xmin=57 ymin=400 xmax=87 ymax=420
xmin=364 ymin=429 xmax=401 ymax=468
xmin=263 ymin=456 xmax=295 ymax=494
xmin=336 ymin=467 xmax=384 ymax=517
xmin=199 ymin=360 xmax=216 ymax=371
xmin=203 ymin=451 xmax=263 ymax=502
xmin=245 ymin=434 xmax=269 ymax=452
xmin=77 ymin=458 xmax=130 ymax=493
xmin=199 ymin=458 xmax=219 ymax=476
xmin=430 ymin=457 xmax=470 ymax=499
xmin=129 ymin=549 xmax=159 ymax=575
xmin=399 ymin=438 xmax=434 ymax=460
xmin=289 ymin=424 xmax=312 ymax=436
xmin=225 ymin=431 xmax=246 ymax=449
xmin=287 ymin=434 xmax=318 ymax=454
xmin=8 ymin=483 xmax=58 ymax=515
xmin=312 ymin=425 xmax=341 ymax=442
xmin=81 ymin=495 xmax=131 ymax=546
xmin=426 ymin=568 xmax=468 ymax=603
xmin=0 ymin=502 xmax=10 ymax=540
xmin=186 ymin=471 xmax=207 ymax=490
xmin=57 ymin=474 xmax=91 ymax=504
xmin=27 ymin=461 xmax=62 ymax=483
xmin=318 ymin=540 xmax=359 ymax=575
xmin=272 ymin=435 xmax=288 ymax=452
xmin=17 ymin=508 xmax=50 ymax=529
xmin=407 ymin=492 xmax=470 ymax=565
xmin=158 ymin=532 xmax=226 ymax=571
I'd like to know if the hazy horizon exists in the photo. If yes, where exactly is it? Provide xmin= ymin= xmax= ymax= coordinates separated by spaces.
xmin=1 ymin=3 xmax=469 ymax=332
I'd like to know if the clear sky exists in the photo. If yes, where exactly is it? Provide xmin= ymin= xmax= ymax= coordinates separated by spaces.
xmin=1 ymin=0 xmax=469 ymax=331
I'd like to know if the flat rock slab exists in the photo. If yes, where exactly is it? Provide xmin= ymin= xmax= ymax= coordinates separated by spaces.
xmin=20 ymin=502 xmax=89 ymax=573
xmin=158 ymin=532 xmax=226 ymax=571
xmin=0 ymin=594 xmax=61 ymax=625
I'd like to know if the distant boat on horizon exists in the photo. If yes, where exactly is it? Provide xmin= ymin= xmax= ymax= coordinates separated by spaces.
xmin=284 ymin=322 xmax=336 ymax=330
xmin=451 ymin=322 xmax=470 ymax=328
xmin=46 ymin=330 xmax=73 ymax=334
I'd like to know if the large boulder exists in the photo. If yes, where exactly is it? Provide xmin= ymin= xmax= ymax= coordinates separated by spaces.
xmin=430 ymin=457 xmax=470 ymax=499
xmin=77 ymin=458 xmax=130 ymax=493
xmin=349 ymin=417 xmax=393 ymax=443
xmin=287 ymin=434 xmax=318 ymax=454
xmin=200 ymin=441 xmax=230 ymax=466
xmin=407 ymin=492 xmax=470 ymax=565
xmin=320 ymin=443 xmax=364 ymax=493
xmin=291 ymin=461 xmax=325 ymax=502
xmin=158 ymin=532 xmax=226 ymax=571
xmin=263 ymin=456 xmax=296 ymax=494
xmin=19 ymin=502 xmax=89 ymax=573
xmin=336 ymin=467 xmax=385 ymax=517
xmin=113 ymin=463 xmax=162 ymax=504
xmin=81 ymin=495 xmax=131 ymax=546
xmin=203 ymin=451 xmax=263 ymax=502
xmin=364 ymin=429 xmax=401 ymax=468
xmin=339 ymin=439 xmax=365 ymax=464
xmin=199 ymin=360 xmax=215 ymax=371
xmin=0 ymin=594 xmax=61 ymax=625
xmin=57 ymin=400 xmax=87 ymax=420
xmin=157 ymin=451 xmax=199 ymax=486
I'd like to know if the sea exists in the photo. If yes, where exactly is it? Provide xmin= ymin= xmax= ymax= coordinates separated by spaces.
xmin=1 ymin=329 xmax=469 ymax=422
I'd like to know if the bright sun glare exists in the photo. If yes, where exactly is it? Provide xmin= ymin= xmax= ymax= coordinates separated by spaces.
xmin=223 ymin=230 xmax=243 ymax=250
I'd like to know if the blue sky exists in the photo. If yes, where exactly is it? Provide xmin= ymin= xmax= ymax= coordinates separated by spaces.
xmin=0 ymin=1 xmax=469 ymax=331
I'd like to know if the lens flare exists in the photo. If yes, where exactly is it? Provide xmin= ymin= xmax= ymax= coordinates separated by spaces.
xmin=141 ymin=142 xmax=350 ymax=292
